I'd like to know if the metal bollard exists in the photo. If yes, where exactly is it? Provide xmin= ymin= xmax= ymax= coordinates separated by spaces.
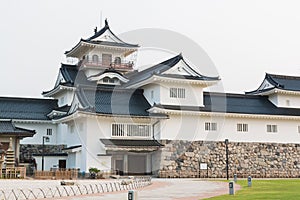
xmin=229 ymin=181 xmax=234 ymax=195
xmin=128 ymin=190 xmax=138 ymax=200
xmin=248 ymin=176 xmax=252 ymax=187
xmin=233 ymin=174 xmax=237 ymax=183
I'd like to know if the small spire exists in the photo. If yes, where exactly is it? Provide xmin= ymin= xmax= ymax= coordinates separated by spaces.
xmin=105 ymin=18 xmax=108 ymax=26
xmin=94 ymin=27 xmax=98 ymax=33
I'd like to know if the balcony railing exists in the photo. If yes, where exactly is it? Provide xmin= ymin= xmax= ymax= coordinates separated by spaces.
xmin=79 ymin=59 xmax=133 ymax=71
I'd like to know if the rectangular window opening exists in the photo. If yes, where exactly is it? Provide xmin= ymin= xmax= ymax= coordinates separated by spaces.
xmin=205 ymin=122 xmax=217 ymax=131
xmin=267 ymin=124 xmax=277 ymax=133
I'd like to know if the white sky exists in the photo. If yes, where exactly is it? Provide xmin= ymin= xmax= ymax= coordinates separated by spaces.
xmin=1 ymin=0 xmax=300 ymax=97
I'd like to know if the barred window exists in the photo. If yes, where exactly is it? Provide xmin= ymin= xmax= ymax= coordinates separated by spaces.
xmin=237 ymin=123 xmax=248 ymax=132
xmin=112 ymin=123 xmax=151 ymax=137
xmin=267 ymin=124 xmax=277 ymax=133
xmin=46 ymin=128 xmax=52 ymax=136
xmin=205 ymin=122 xmax=217 ymax=131
xmin=170 ymin=88 xmax=185 ymax=98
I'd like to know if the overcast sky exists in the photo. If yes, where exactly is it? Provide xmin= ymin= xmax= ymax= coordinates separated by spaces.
xmin=1 ymin=0 xmax=300 ymax=97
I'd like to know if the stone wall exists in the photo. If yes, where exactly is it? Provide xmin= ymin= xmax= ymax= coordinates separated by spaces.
xmin=19 ymin=144 xmax=66 ymax=163
xmin=158 ymin=140 xmax=300 ymax=178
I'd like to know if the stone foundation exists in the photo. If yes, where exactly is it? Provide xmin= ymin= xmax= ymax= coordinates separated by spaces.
xmin=158 ymin=140 xmax=300 ymax=178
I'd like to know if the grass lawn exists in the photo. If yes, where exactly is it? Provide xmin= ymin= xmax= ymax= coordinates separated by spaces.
xmin=206 ymin=179 xmax=300 ymax=200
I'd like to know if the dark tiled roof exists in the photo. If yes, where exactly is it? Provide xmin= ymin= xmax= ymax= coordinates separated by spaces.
xmin=0 ymin=97 xmax=58 ymax=120
xmin=42 ymin=64 xmax=92 ymax=95
xmin=76 ymin=86 xmax=165 ymax=117
xmin=65 ymin=20 xmax=138 ymax=55
xmin=153 ymin=92 xmax=300 ymax=117
xmin=125 ymin=54 xmax=219 ymax=87
xmin=246 ymin=73 xmax=300 ymax=94
xmin=81 ymin=40 xmax=139 ymax=48
xmin=0 ymin=121 xmax=35 ymax=137
xmin=62 ymin=145 xmax=82 ymax=150
xmin=266 ymin=73 xmax=300 ymax=91
xmin=54 ymin=105 xmax=71 ymax=113
xmin=60 ymin=64 xmax=78 ymax=84
xmin=32 ymin=153 xmax=68 ymax=156
xmin=100 ymin=139 xmax=164 ymax=147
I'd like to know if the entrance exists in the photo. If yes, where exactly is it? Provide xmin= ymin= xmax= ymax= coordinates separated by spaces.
xmin=58 ymin=160 xmax=66 ymax=169
xmin=115 ymin=160 xmax=124 ymax=175
xmin=128 ymin=155 xmax=146 ymax=175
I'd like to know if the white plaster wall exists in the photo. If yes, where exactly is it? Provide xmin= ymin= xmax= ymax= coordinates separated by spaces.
xmin=53 ymin=90 xmax=74 ymax=107
xmin=67 ymin=152 xmax=76 ymax=169
xmin=160 ymin=114 xmax=203 ymax=140
xmin=33 ymin=155 xmax=67 ymax=171
xmin=159 ymin=82 xmax=204 ymax=107
xmin=142 ymin=84 xmax=161 ymax=106
xmin=56 ymin=123 xmax=68 ymax=145
xmin=82 ymin=117 xmax=110 ymax=172
xmin=18 ymin=122 xmax=57 ymax=145
xmin=269 ymin=93 xmax=300 ymax=108
xmin=160 ymin=113 xmax=300 ymax=143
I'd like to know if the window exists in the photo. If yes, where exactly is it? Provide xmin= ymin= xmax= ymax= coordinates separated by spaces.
xmin=297 ymin=126 xmax=300 ymax=133
xmin=46 ymin=128 xmax=52 ymax=136
xmin=205 ymin=122 xmax=217 ymax=131
xmin=114 ymin=57 xmax=121 ymax=64
xmin=92 ymin=54 xmax=99 ymax=63
xmin=70 ymin=124 xmax=75 ymax=133
xmin=60 ymin=96 xmax=65 ymax=105
xmin=237 ymin=123 xmax=248 ymax=132
xmin=102 ymin=53 xmax=112 ymax=66
xmin=286 ymin=100 xmax=290 ymax=106
xmin=170 ymin=88 xmax=185 ymax=98
xmin=267 ymin=124 xmax=277 ymax=133
xmin=112 ymin=123 xmax=151 ymax=137
xmin=151 ymin=90 xmax=154 ymax=99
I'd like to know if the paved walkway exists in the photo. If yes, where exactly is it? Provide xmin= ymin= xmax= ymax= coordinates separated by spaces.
xmin=53 ymin=179 xmax=235 ymax=200
xmin=0 ymin=178 xmax=238 ymax=200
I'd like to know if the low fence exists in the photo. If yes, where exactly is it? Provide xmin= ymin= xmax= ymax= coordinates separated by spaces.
xmin=34 ymin=169 xmax=78 ymax=180
xmin=1 ymin=168 xmax=26 ymax=179
xmin=0 ymin=176 xmax=151 ymax=200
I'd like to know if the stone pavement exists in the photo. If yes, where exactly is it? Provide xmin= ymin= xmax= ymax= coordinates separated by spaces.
xmin=53 ymin=179 xmax=234 ymax=200
xmin=0 ymin=178 xmax=237 ymax=200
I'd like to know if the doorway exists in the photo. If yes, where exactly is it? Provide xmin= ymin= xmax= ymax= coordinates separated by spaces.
xmin=58 ymin=160 xmax=66 ymax=169
xmin=115 ymin=160 xmax=124 ymax=175
xmin=128 ymin=155 xmax=146 ymax=175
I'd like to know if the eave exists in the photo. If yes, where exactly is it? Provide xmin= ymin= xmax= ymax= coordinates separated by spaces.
xmin=43 ymin=85 xmax=75 ymax=97
xmin=54 ymin=110 xmax=168 ymax=123
xmin=249 ymin=88 xmax=300 ymax=96
xmin=148 ymin=106 xmax=300 ymax=120
xmin=126 ymin=74 xmax=219 ymax=89
xmin=66 ymin=40 xmax=138 ymax=58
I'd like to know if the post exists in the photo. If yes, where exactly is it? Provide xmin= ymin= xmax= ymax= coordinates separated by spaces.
xmin=128 ymin=190 xmax=137 ymax=200
xmin=229 ymin=181 xmax=234 ymax=195
xmin=234 ymin=174 xmax=237 ymax=183
xmin=41 ymin=136 xmax=49 ymax=171
xmin=225 ymin=139 xmax=229 ymax=180
xmin=248 ymin=176 xmax=252 ymax=187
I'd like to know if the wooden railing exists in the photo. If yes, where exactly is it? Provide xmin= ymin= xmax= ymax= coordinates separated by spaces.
xmin=1 ymin=167 xmax=26 ymax=179
xmin=79 ymin=59 xmax=133 ymax=70
xmin=34 ymin=169 xmax=79 ymax=180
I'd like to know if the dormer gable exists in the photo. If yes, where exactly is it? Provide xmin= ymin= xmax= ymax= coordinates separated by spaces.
xmin=87 ymin=68 xmax=129 ymax=85
xmin=246 ymin=73 xmax=300 ymax=108
xmin=125 ymin=54 xmax=220 ymax=88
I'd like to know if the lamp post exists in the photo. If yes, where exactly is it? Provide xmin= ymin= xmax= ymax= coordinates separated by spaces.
xmin=42 ymin=136 xmax=49 ymax=171
xmin=225 ymin=139 xmax=229 ymax=180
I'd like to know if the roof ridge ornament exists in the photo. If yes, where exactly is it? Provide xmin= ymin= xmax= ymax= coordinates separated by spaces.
xmin=105 ymin=18 xmax=108 ymax=27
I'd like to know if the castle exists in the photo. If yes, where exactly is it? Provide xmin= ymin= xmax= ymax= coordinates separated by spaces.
xmin=1 ymin=19 xmax=300 ymax=177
